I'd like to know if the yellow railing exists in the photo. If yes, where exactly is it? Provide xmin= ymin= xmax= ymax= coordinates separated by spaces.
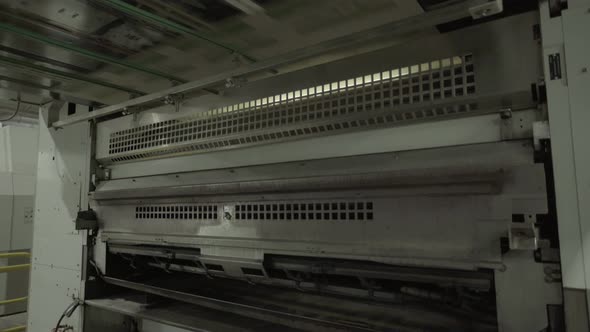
xmin=1 ymin=326 xmax=26 ymax=332
xmin=0 ymin=253 xmax=30 ymax=259
xmin=0 ymin=252 xmax=30 ymax=332
xmin=0 ymin=264 xmax=30 ymax=274
xmin=0 ymin=297 xmax=27 ymax=306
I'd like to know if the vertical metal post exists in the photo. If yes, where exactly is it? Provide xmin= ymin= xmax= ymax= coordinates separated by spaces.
xmin=540 ymin=0 xmax=590 ymax=330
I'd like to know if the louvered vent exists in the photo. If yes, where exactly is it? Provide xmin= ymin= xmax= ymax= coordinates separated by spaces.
xmin=108 ymin=55 xmax=475 ymax=163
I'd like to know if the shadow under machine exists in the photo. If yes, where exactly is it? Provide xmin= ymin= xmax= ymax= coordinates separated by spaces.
xmin=31 ymin=1 xmax=575 ymax=331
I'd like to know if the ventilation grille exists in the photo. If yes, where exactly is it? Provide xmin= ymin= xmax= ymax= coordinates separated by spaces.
xmin=234 ymin=201 xmax=374 ymax=222
xmin=135 ymin=205 xmax=218 ymax=220
xmin=108 ymin=55 xmax=475 ymax=163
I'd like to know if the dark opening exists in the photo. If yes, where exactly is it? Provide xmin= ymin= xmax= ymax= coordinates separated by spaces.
xmin=205 ymin=264 xmax=224 ymax=272
xmin=67 ymin=102 xmax=76 ymax=115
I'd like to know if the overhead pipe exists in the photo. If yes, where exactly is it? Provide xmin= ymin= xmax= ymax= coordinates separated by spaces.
xmin=96 ymin=0 xmax=257 ymax=63
xmin=0 ymin=22 xmax=187 ymax=83
xmin=0 ymin=54 xmax=146 ymax=96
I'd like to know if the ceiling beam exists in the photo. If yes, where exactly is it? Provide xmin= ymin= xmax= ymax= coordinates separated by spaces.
xmin=0 ymin=5 xmax=136 ymax=57
xmin=0 ymin=44 xmax=91 ymax=73
xmin=0 ymin=54 xmax=146 ymax=96
xmin=0 ymin=22 xmax=187 ymax=83
xmin=96 ymin=0 xmax=257 ymax=62
xmin=0 ymin=74 xmax=55 ymax=91
xmin=223 ymin=0 xmax=265 ymax=15
xmin=135 ymin=0 xmax=215 ymax=31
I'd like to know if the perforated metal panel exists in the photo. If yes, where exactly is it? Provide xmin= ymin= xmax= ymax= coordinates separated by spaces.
xmin=133 ymin=200 xmax=375 ymax=223
xmin=234 ymin=201 xmax=374 ymax=222
xmin=107 ymin=54 xmax=476 ymax=163
xmin=135 ymin=204 xmax=218 ymax=220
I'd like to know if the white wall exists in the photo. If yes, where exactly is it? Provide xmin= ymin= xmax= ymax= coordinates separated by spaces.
xmin=0 ymin=125 xmax=39 ymax=315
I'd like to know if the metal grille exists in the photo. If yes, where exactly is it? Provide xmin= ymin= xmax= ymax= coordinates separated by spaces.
xmin=108 ymin=54 xmax=475 ymax=162
xmin=234 ymin=201 xmax=374 ymax=222
xmin=135 ymin=204 xmax=218 ymax=220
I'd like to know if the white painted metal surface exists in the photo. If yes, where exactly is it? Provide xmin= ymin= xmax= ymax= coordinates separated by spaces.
xmin=561 ymin=5 xmax=590 ymax=318
xmin=541 ymin=2 xmax=590 ymax=329
xmin=27 ymin=104 xmax=91 ymax=331
xmin=96 ymin=139 xmax=547 ymax=271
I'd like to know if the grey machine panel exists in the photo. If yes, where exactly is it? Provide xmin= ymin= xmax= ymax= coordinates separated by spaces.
xmin=82 ymin=9 xmax=561 ymax=332
xmin=95 ymin=140 xmax=546 ymax=272
xmin=93 ymin=12 xmax=540 ymax=177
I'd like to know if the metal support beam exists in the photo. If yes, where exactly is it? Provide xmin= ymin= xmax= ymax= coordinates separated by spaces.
xmin=0 ymin=22 xmax=186 ymax=83
xmin=51 ymin=0 xmax=485 ymax=128
xmin=0 ymin=54 xmax=146 ymax=96
xmin=0 ymin=44 xmax=91 ymax=73
xmin=0 ymin=74 xmax=55 ymax=91
xmin=97 ymin=0 xmax=256 ymax=62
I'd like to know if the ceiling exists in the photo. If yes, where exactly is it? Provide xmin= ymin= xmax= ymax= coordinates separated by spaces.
xmin=0 ymin=0 xmax=433 ymax=121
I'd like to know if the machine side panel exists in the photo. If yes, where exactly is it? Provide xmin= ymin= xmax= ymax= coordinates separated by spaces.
xmin=540 ymin=1 xmax=586 ymax=291
xmin=562 ymin=6 xmax=590 ymax=324
xmin=27 ymin=105 xmax=90 ymax=331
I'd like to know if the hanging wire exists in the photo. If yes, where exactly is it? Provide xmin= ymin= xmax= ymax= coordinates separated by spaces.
xmin=0 ymin=92 xmax=21 ymax=122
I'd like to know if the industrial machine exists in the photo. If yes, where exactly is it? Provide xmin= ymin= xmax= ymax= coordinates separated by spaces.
xmin=0 ymin=125 xmax=37 ymax=316
xmin=25 ymin=0 xmax=590 ymax=331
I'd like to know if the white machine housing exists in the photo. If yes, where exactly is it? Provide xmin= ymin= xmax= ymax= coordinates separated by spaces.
xmin=24 ymin=1 xmax=590 ymax=331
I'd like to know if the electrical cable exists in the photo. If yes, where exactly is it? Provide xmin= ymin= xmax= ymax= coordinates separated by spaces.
xmin=0 ymin=92 xmax=21 ymax=122
xmin=53 ymin=299 xmax=82 ymax=332
xmin=88 ymin=258 xmax=104 ymax=280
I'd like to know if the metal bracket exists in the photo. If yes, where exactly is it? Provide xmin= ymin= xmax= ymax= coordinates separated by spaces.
xmin=533 ymin=121 xmax=550 ymax=151
xmin=509 ymin=220 xmax=539 ymax=250
xmin=75 ymin=210 xmax=98 ymax=230
xmin=96 ymin=165 xmax=111 ymax=182
xmin=469 ymin=0 xmax=503 ymax=19
xmin=499 ymin=108 xmax=513 ymax=140
xmin=45 ymin=100 xmax=66 ymax=129
xmin=225 ymin=77 xmax=247 ymax=88
xmin=163 ymin=94 xmax=184 ymax=112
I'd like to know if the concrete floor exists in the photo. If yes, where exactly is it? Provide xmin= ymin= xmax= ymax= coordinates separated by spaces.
xmin=0 ymin=312 xmax=26 ymax=330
